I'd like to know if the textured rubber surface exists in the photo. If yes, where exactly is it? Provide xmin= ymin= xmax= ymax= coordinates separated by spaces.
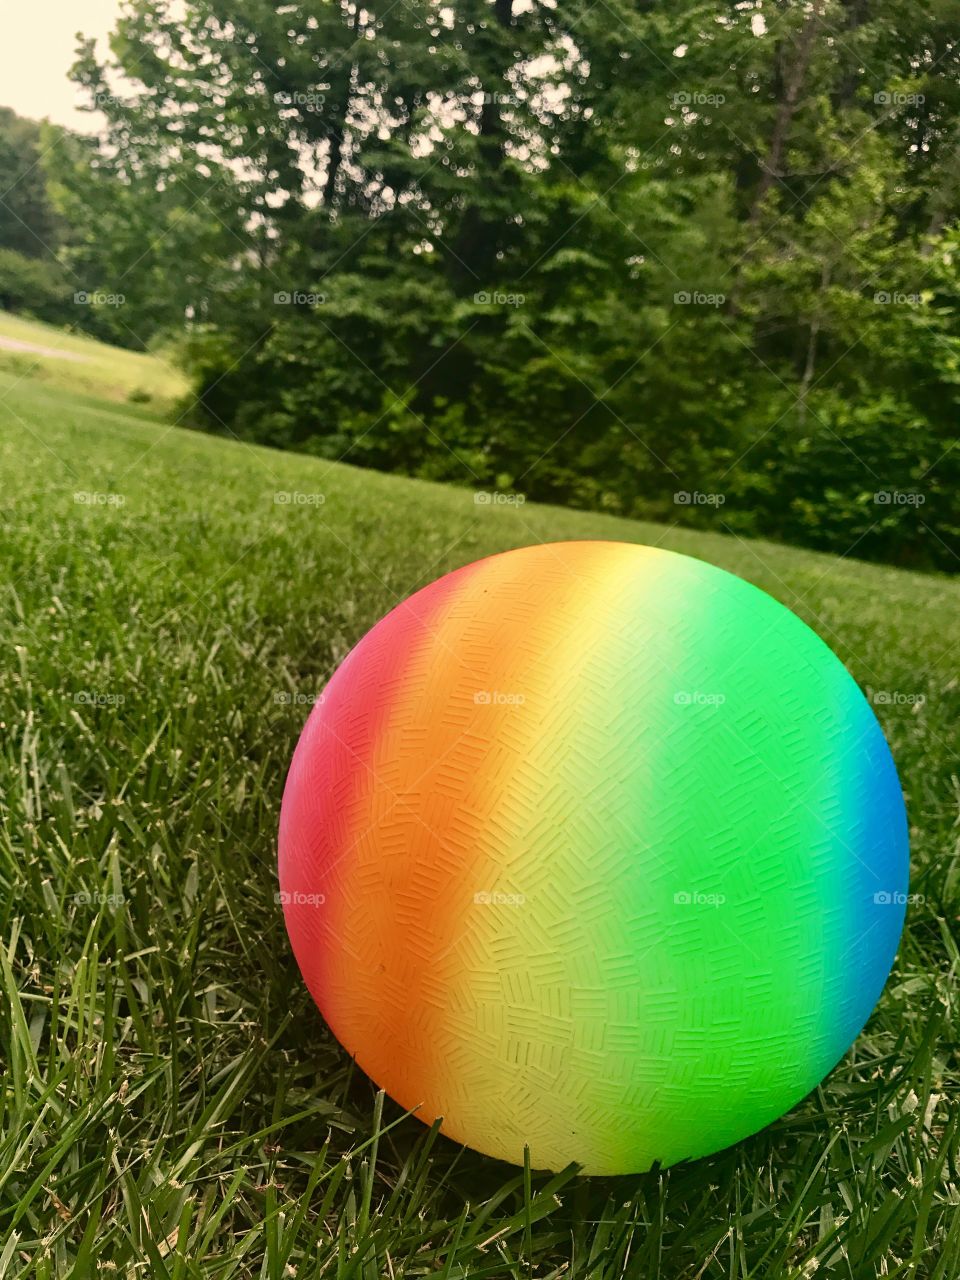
xmin=278 ymin=541 xmax=909 ymax=1174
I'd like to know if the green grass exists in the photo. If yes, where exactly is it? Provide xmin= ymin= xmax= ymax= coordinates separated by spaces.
xmin=0 ymin=311 xmax=187 ymax=411
xmin=1 ymin=364 xmax=958 ymax=1278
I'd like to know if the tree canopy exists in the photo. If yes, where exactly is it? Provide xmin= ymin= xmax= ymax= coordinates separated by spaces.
xmin=11 ymin=0 xmax=960 ymax=567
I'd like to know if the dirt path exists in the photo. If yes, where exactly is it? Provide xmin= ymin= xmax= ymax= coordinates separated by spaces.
xmin=0 ymin=334 xmax=91 ymax=362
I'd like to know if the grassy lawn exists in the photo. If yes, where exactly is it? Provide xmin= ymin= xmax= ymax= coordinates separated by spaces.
xmin=0 ymin=312 xmax=186 ymax=412
xmin=0 ymin=363 xmax=958 ymax=1277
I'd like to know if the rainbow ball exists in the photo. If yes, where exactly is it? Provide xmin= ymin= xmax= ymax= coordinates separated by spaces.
xmin=278 ymin=540 xmax=908 ymax=1174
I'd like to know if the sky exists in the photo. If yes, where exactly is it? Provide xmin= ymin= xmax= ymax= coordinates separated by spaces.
xmin=1 ymin=0 xmax=123 ymax=131
xmin=0 ymin=3 xmax=771 ymax=135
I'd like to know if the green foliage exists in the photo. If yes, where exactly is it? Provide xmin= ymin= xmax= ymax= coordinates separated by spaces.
xmin=0 ymin=249 xmax=68 ymax=321
xmin=55 ymin=0 xmax=960 ymax=569
xmin=0 ymin=108 xmax=62 ymax=260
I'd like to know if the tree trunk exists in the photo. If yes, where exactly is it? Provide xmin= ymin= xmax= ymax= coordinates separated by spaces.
xmin=322 ymin=2 xmax=364 ymax=209
xmin=797 ymin=259 xmax=831 ymax=425
xmin=749 ymin=0 xmax=826 ymax=226
xmin=833 ymin=0 xmax=871 ymax=109
xmin=447 ymin=0 xmax=515 ymax=289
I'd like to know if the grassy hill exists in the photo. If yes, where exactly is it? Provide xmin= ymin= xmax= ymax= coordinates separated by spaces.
xmin=0 ymin=357 xmax=958 ymax=1277
xmin=0 ymin=311 xmax=187 ymax=411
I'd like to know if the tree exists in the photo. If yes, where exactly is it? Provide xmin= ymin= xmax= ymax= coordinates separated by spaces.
xmin=63 ymin=0 xmax=960 ymax=570
xmin=0 ymin=107 xmax=63 ymax=260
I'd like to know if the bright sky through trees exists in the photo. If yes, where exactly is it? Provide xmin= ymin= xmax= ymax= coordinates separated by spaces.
xmin=0 ymin=0 xmax=119 ymax=129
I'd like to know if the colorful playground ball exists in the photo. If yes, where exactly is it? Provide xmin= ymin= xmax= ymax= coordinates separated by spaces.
xmin=278 ymin=540 xmax=909 ymax=1174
